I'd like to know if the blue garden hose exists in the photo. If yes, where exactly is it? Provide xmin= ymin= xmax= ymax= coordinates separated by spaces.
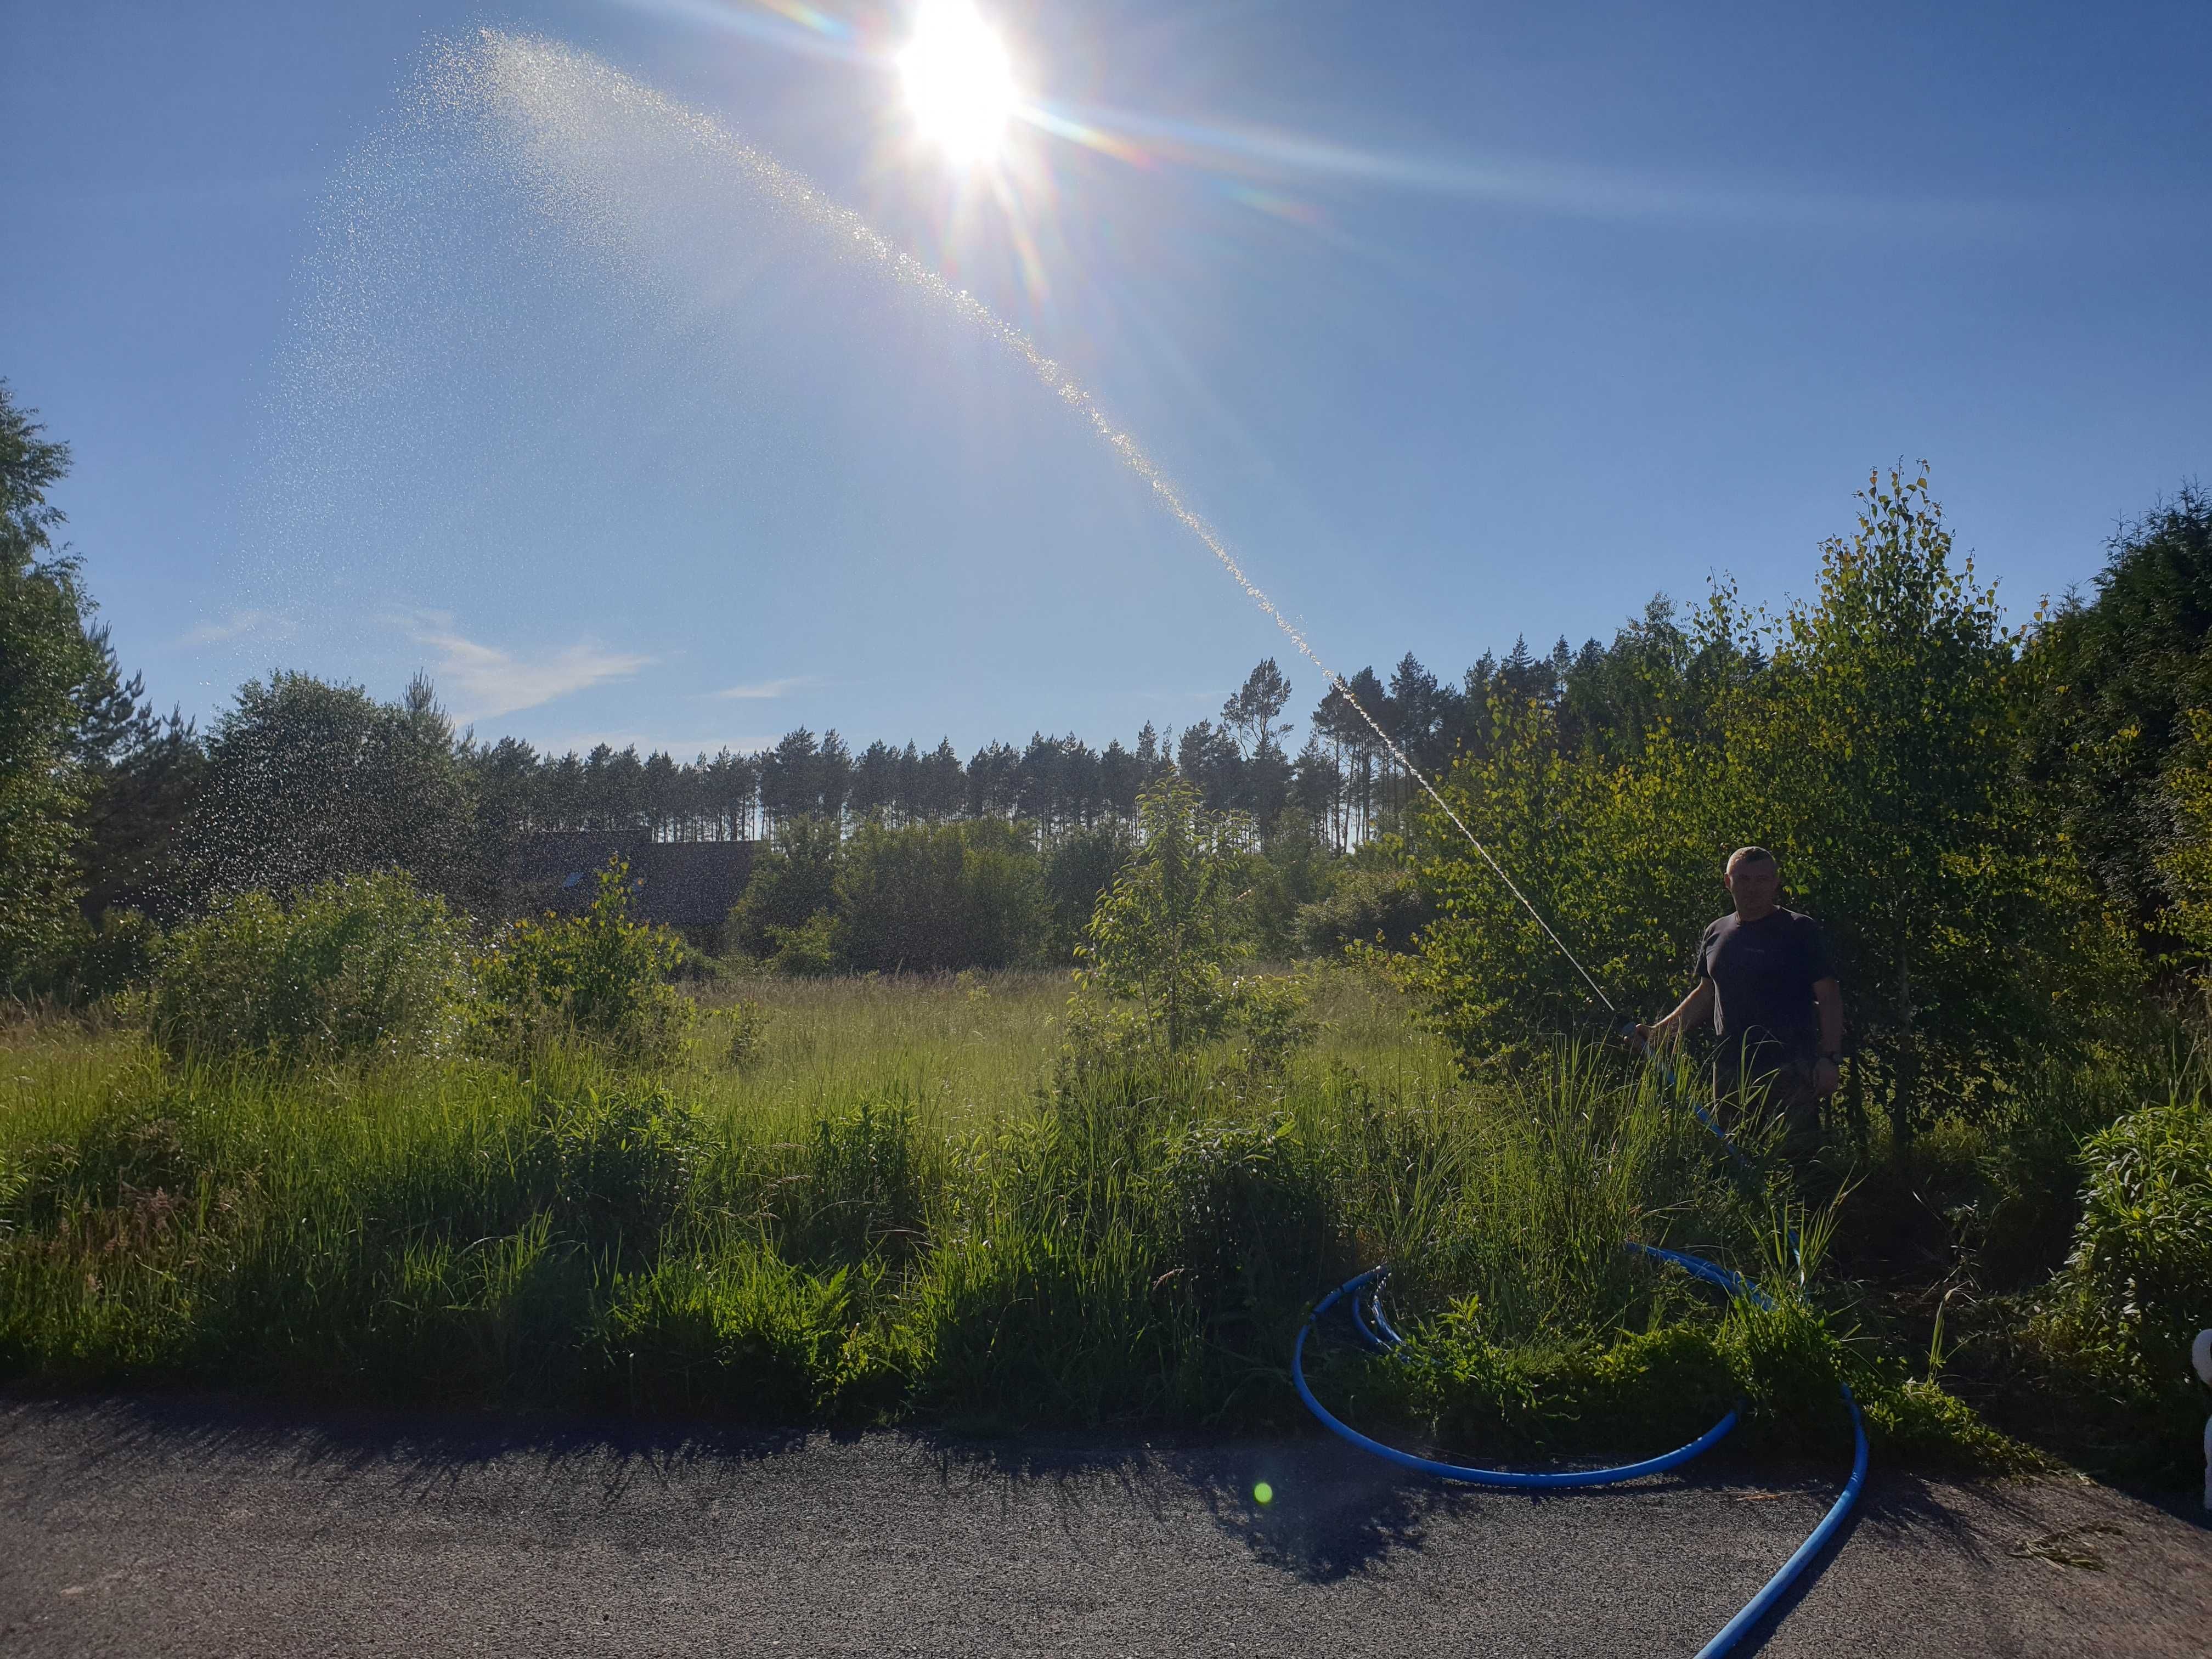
xmin=1293 ymin=1249 xmax=1869 ymax=1655
xmin=1294 ymin=1267 xmax=1745 ymax=1489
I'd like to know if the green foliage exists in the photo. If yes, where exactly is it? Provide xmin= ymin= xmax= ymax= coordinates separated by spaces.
xmin=527 ymin=1080 xmax=697 ymax=1253
xmin=2021 ymin=486 xmax=2212 ymax=940
xmin=2152 ymin=707 xmax=2212 ymax=972
xmin=1156 ymin=1116 xmax=1336 ymax=1336
xmin=718 ymin=996 xmax=771 ymax=1066
xmin=0 ymin=382 xmax=101 ymax=988
xmin=1041 ymin=821 xmax=1136 ymax=961
xmin=1074 ymin=779 xmax=1254 ymax=1054
xmin=1225 ymin=973 xmax=1319 ymax=1073
xmin=63 ymin=907 xmax=161 ymax=1000
xmin=593 ymin=1245 xmax=865 ymax=1421
xmin=70 ymin=625 xmax=204 ymax=930
xmin=188 ymin=672 xmax=473 ymax=906
xmin=475 ymin=858 xmax=696 ymax=1064
xmin=1245 ymin=810 xmax=1338 ymax=958
xmin=726 ymin=817 xmax=841 ymax=958
xmin=766 ymin=1099 xmax=926 ymax=1267
xmin=1380 ymin=1315 xmax=1739 ymax=1458
xmin=1297 ymin=859 xmax=1430 ymax=956
xmin=2057 ymin=1095 xmax=2212 ymax=1384
xmin=1401 ymin=672 xmax=1733 ymax=1059
xmin=1719 ymin=470 xmax=2122 ymax=1137
xmin=1405 ymin=471 xmax=2131 ymax=1139
xmin=0 ymin=1000 xmax=2045 ymax=1464
xmin=834 ymin=818 xmax=1045 ymax=973
xmin=1858 ymin=1375 xmax=2039 ymax=1471
xmin=764 ymin=911 xmax=839 ymax=977
xmin=147 ymin=871 xmax=470 ymax=1063
xmin=729 ymin=818 xmax=1053 ymax=975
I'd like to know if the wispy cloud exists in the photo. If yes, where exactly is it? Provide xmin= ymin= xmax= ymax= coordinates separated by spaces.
xmin=178 ymin=608 xmax=298 ymax=647
xmin=708 ymin=675 xmax=823 ymax=701
xmin=398 ymin=612 xmax=653 ymax=721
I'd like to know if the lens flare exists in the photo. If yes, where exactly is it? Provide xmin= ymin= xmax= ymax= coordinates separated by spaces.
xmin=899 ymin=1 xmax=1015 ymax=163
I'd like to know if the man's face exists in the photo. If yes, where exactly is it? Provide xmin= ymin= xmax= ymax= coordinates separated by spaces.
xmin=1725 ymin=856 xmax=1780 ymax=916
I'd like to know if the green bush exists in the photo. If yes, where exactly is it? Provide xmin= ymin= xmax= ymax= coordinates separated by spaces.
xmin=726 ymin=818 xmax=840 ymax=958
xmin=1226 ymin=973 xmax=1319 ymax=1072
xmin=2058 ymin=1096 xmax=2212 ymax=1383
xmin=1297 ymin=865 xmax=1430 ymax=955
xmin=1041 ymin=821 xmax=1135 ymax=962
xmin=71 ymin=908 xmax=161 ymax=999
xmin=719 ymin=997 xmax=771 ymax=1065
xmin=763 ymin=912 xmax=838 ymax=978
xmin=147 ymin=871 xmax=469 ymax=1063
xmin=475 ymin=859 xmax=696 ymax=1064
xmin=1074 ymin=779 xmax=1252 ymax=1054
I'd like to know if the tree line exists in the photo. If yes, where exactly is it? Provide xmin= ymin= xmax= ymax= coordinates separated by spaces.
xmin=291 ymin=633 xmax=1664 ymax=856
xmin=9 ymin=375 xmax=2212 ymax=1065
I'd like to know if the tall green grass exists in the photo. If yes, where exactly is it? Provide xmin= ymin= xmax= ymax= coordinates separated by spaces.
xmin=0 ymin=972 xmax=2000 ymax=1464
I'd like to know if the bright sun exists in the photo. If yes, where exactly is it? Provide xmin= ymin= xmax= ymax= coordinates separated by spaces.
xmin=900 ymin=1 xmax=1017 ymax=164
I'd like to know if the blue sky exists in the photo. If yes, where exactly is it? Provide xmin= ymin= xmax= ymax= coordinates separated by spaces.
xmin=5 ymin=1 xmax=2209 ymax=760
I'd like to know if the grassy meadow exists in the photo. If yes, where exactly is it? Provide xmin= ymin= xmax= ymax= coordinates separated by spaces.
xmin=1 ymin=959 xmax=2090 ymax=1477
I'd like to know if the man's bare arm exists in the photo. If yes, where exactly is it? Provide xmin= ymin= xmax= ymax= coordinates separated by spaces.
xmin=1638 ymin=978 xmax=1713 ymax=1049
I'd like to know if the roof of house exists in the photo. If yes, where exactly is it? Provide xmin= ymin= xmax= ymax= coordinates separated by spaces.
xmin=508 ymin=833 xmax=756 ymax=932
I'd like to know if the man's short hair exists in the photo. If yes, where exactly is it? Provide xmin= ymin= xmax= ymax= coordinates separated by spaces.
xmin=1726 ymin=845 xmax=1777 ymax=874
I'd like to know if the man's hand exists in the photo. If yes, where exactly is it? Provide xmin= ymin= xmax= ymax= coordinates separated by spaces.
xmin=1813 ymin=1057 xmax=1841 ymax=1098
xmin=1630 ymin=1020 xmax=1669 ymax=1053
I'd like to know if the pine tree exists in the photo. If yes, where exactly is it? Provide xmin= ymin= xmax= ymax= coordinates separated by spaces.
xmin=1221 ymin=658 xmax=1293 ymax=757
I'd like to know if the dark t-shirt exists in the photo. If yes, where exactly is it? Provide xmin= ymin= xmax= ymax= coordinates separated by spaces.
xmin=1694 ymin=908 xmax=1834 ymax=1067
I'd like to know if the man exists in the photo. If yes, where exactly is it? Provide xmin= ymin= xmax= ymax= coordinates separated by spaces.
xmin=1637 ymin=846 xmax=1843 ymax=1159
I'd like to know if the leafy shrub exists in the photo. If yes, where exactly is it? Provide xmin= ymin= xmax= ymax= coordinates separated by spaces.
xmin=1858 ymin=1374 xmax=2037 ymax=1471
xmin=1227 ymin=973 xmax=1319 ymax=1072
xmin=148 ymin=871 xmax=469 ymax=1063
xmin=1075 ymin=780 xmax=1252 ymax=1054
xmin=836 ymin=819 xmax=1046 ymax=973
xmin=71 ymin=908 xmax=161 ymax=998
xmin=2057 ymin=1096 xmax=2212 ymax=1383
xmin=720 ymin=997 xmax=771 ymax=1066
xmin=726 ymin=818 xmax=840 ymax=959
xmin=763 ymin=912 xmax=838 ymax=978
xmin=1041 ymin=821 xmax=1134 ymax=962
xmin=1298 ymin=865 xmax=1431 ymax=955
xmin=475 ymin=859 xmax=696 ymax=1064
xmin=15 ymin=907 xmax=162 ymax=1002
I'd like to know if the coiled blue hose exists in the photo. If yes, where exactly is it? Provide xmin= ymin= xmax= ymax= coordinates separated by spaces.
xmin=1292 ymin=1248 xmax=1869 ymax=1655
xmin=1294 ymin=1267 xmax=1746 ymax=1489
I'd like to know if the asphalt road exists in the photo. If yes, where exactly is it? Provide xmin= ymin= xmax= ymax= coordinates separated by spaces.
xmin=2 ymin=1395 xmax=2206 ymax=1657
